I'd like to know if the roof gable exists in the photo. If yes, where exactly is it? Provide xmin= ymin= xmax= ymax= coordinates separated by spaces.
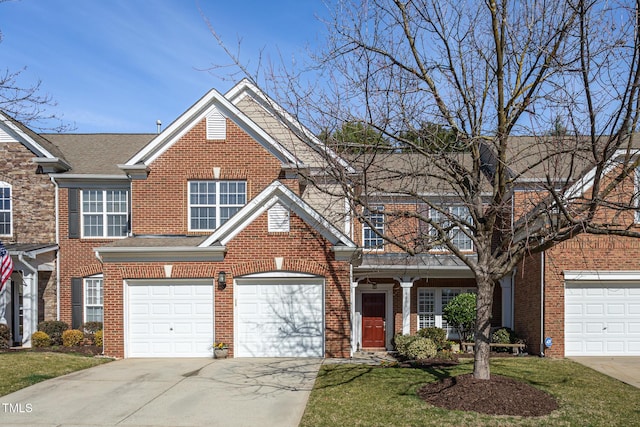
xmin=199 ymin=180 xmax=357 ymax=260
xmin=226 ymin=79 xmax=355 ymax=173
xmin=0 ymin=111 xmax=70 ymax=172
xmin=124 ymin=88 xmax=303 ymax=168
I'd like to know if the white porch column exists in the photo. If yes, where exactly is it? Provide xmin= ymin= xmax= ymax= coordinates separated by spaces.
xmin=499 ymin=274 xmax=513 ymax=329
xmin=21 ymin=270 xmax=37 ymax=347
xmin=350 ymin=279 xmax=359 ymax=356
xmin=399 ymin=278 xmax=415 ymax=335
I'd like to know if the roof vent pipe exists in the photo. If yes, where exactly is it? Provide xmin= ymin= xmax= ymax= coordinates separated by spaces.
xmin=156 ymin=119 xmax=162 ymax=134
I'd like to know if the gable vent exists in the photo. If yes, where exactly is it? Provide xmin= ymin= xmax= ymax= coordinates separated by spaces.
xmin=268 ymin=202 xmax=290 ymax=232
xmin=0 ymin=128 xmax=17 ymax=143
xmin=206 ymin=108 xmax=226 ymax=140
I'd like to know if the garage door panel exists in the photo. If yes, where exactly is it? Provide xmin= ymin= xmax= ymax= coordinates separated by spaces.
xmin=235 ymin=279 xmax=324 ymax=358
xmin=565 ymin=281 xmax=640 ymax=356
xmin=127 ymin=282 xmax=213 ymax=357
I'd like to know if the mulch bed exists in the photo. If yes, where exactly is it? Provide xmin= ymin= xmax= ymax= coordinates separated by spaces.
xmin=1 ymin=345 xmax=103 ymax=357
xmin=417 ymin=372 xmax=558 ymax=416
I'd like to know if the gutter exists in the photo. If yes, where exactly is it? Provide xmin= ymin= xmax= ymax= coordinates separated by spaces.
xmin=95 ymin=245 xmax=227 ymax=263
xmin=50 ymin=175 xmax=61 ymax=320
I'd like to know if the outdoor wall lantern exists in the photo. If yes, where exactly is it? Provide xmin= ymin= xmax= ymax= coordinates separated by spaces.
xmin=217 ymin=271 xmax=227 ymax=290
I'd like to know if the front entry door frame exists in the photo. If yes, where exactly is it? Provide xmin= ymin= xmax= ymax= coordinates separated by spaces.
xmin=355 ymin=283 xmax=394 ymax=350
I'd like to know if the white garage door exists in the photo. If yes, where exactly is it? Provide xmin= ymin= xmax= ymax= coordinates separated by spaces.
xmin=235 ymin=278 xmax=324 ymax=357
xmin=565 ymin=282 xmax=640 ymax=356
xmin=127 ymin=280 xmax=214 ymax=357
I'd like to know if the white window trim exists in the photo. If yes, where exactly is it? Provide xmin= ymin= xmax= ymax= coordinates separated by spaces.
xmin=188 ymin=180 xmax=246 ymax=232
xmin=80 ymin=190 xmax=129 ymax=239
xmin=362 ymin=206 xmax=385 ymax=251
xmin=0 ymin=182 xmax=12 ymax=237
xmin=417 ymin=287 xmax=476 ymax=338
xmin=84 ymin=276 xmax=104 ymax=324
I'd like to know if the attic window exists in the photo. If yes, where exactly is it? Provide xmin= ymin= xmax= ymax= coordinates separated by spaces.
xmin=206 ymin=108 xmax=226 ymax=140
xmin=268 ymin=203 xmax=290 ymax=232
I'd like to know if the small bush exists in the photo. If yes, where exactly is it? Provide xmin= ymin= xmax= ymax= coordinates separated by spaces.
xmin=82 ymin=322 xmax=103 ymax=335
xmin=62 ymin=329 xmax=84 ymax=347
xmin=393 ymin=334 xmax=417 ymax=355
xmin=491 ymin=327 xmax=524 ymax=352
xmin=417 ymin=327 xmax=448 ymax=350
xmin=0 ymin=324 xmax=10 ymax=349
xmin=442 ymin=293 xmax=476 ymax=341
xmin=94 ymin=330 xmax=103 ymax=347
xmin=37 ymin=320 xmax=69 ymax=346
xmin=32 ymin=331 xmax=51 ymax=347
xmin=406 ymin=337 xmax=437 ymax=360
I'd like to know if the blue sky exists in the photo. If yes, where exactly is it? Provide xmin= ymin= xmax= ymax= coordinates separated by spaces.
xmin=0 ymin=0 xmax=328 ymax=133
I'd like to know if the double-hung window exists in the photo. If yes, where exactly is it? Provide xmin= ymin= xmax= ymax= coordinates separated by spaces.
xmin=84 ymin=277 xmax=103 ymax=323
xmin=189 ymin=181 xmax=246 ymax=231
xmin=417 ymin=287 xmax=476 ymax=338
xmin=81 ymin=190 xmax=128 ymax=238
xmin=0 ymin=182 xmax=11 ymax=236
xmin=429 ymin=205 xmax=473 ymax=251
xmin=362 ymin=206 xmax=384 ymax=249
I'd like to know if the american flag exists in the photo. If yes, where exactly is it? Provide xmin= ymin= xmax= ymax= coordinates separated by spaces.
xmin=0 ymin=241 xmax=13 ymax=292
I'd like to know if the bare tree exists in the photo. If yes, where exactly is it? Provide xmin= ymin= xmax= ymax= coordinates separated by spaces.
xmin=209 ymin=0 xmax=640 ymax=379
xmin=0 ymin=0 xmax=71 ymax=131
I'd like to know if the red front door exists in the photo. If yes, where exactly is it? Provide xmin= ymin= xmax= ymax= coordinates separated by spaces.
xmin=362 ymin=293 xmax=386 ymax=348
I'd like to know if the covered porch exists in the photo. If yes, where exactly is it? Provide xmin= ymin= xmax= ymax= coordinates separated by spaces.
xmin=350 ymin=253 xmax=513 ymax=354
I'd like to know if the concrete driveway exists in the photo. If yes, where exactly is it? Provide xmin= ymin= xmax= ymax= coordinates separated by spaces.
xmin=570 ymin=357 xmax=640 ymax=389
xmin=0 ymin=358 xmax=322 ymax=427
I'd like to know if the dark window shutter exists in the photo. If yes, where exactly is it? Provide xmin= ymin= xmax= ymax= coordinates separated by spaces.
xmin=68 ymin=188 xmax=80 ymax=238
xmin=71 ymin=278 xmax=83 ymax=329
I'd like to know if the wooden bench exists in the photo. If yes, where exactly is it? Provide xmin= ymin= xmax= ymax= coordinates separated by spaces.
xmin=461 ymin=342 xmax=525 ymax=354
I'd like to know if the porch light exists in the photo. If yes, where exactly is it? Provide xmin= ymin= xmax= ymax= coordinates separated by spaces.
xmin=218 ymin=271 xmax=227 ymax=290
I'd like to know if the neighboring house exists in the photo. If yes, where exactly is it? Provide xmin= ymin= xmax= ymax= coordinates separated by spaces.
xmin=2 ymin=79 xmax=639 ymax=358
xmin=513 ymin=154 xmax=640 ymax=357
xmin=0 ymin=112 xmax=66 ymax=346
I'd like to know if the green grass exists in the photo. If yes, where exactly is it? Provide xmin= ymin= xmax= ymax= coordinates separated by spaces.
xmin=300 ymin=358 xmax=640 ymax=426
xmin=0 ymin=351 xmax=111 ymax=396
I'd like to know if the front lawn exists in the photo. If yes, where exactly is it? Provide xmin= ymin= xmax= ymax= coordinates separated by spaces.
xmin=301 ymin=358 xmax=640 ymax=426
xmin=0 ymin=351 xmax=111 ymax=396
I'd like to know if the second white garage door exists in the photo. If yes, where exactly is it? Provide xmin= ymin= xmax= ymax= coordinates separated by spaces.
xmin=565 ymin=282 xmax=640 ymax=356
xmin=235 ymin=278 xmax=324 ymax=357
xmin=127 ymin=280 xmax=214 ymax=357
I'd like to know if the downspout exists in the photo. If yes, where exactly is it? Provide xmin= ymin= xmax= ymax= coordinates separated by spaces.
xmin=51 ymin=175 xmax=60 ymax=320
xmin=540 ymin=251 xmax=545 ymax=357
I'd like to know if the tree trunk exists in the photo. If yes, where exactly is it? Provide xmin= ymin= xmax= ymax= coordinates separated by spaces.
xmin=473 ymin=274 xmax=495 ymax=380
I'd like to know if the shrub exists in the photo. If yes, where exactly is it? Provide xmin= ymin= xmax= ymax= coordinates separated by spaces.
xmin=94 ymin=330 xmax=103 ymax=347
xmin=442 ymin=293 xmax=476 ymax=341
xmin=82 ymin=322 xmax=103 ymax=335
xmin=32 ymin=331 xmax=51 ymax=347
xmin=417 ymin=327 xmax=448 ymax=350
xmin=491 ymin=327 xmax=524 ymax=352
xmin=62 ymin=329 xmax=84 ymax=347
xmin=0 ymin=324 xmax=10 ymax=349
xmin=406 ymin=337 xmax=437 ymax=360
xmin=37 ymin=320 xmax=69 ymax=346
xmin=393 ymin=334 xmax=417 ymax=355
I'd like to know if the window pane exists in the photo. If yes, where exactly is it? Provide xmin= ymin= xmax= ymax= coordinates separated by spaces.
xmin=0 ymin=212 xmax=9 ymax=235
xmin=83 ymin=215 xmax=103 ymax=237
xmin=191 ymin=207 xmax=216 ymax=230
xmin=417 ymin=289 xmax=435 ymax=329
xmin=106 ymin=190 xmax=127 ymax=213
xmin=107 ymin=214 xmax=128 ymax=237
